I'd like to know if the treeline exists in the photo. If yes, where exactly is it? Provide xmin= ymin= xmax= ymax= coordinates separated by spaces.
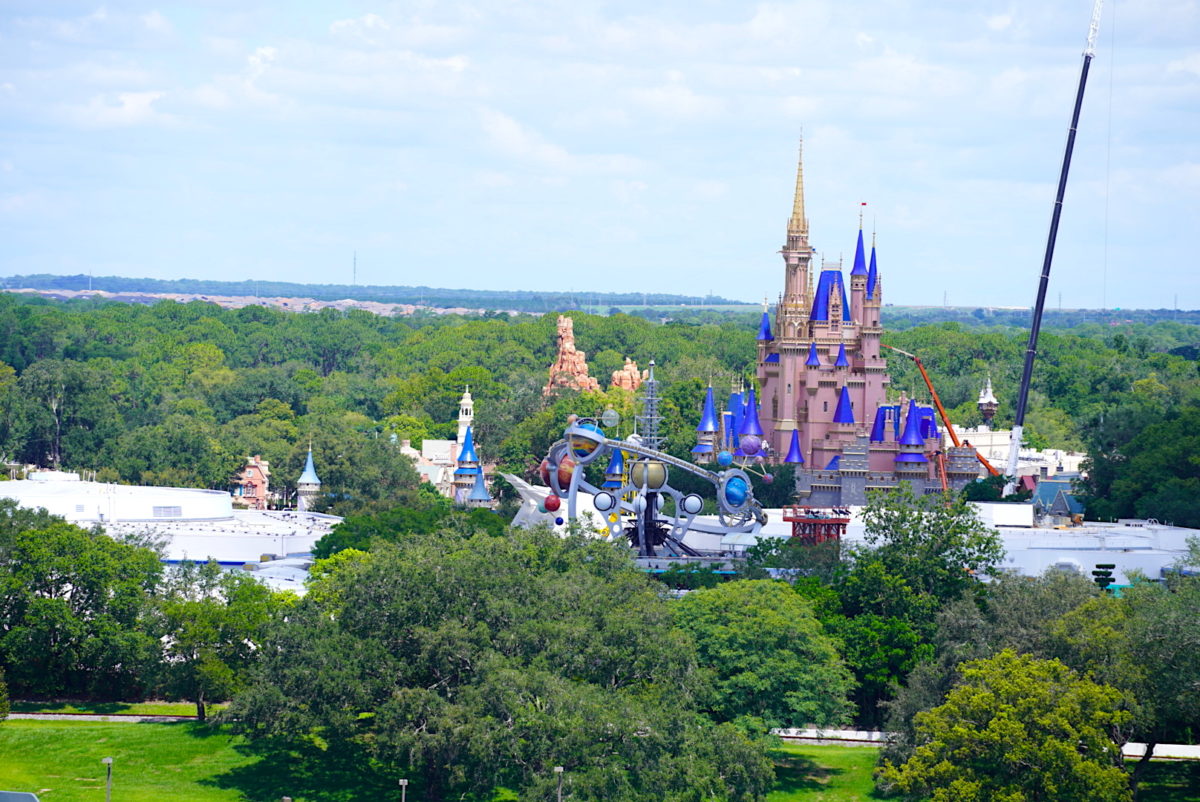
xmin=0 ymin=274 xmax=741 ymax=312
xmin=0 ymin=291 xmax=1196 ymax=522
xmin=2 ymin=474 xmax=1197 ymax=799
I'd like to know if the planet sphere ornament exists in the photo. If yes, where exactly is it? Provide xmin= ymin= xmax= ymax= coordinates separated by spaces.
xmin=724 ymin=476 xmax=749 ymax=507
xmin=570 ymin=422 xmax=605 ymax=459
xmin=763 ymin=473 xmax=774 ymax=485
xmin=556 ymin=456 xmax=577 ymax=488
xmin=555 ymin=517 xmax=564 ymax=526
xmin=538 ymin=457 xmax=552 ymax=486
xmin=740 ymin=435 xmax=762 ymax=456
xmin=543 ymin=494 xmax=561 ymax=512
xmin=717 ymin=451 xmax=733 ymax=467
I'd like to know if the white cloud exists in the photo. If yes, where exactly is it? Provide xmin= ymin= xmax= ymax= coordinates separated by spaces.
xmin=0 ymin=82 xmax=14 ymax=96
xmin=330 ymin=12 xmax=466 ymax=48
xmin=1167 ymin=52 xmax=1200 ymax=77
xmin=68 ymin=90 xmax=175 ymax=128
xmin=611 ymin=179 xmax=648 ymax=203
xmin=986 ymin=14 xmax=1013 ymax=32
xmin=480 ymin=108 xmax=639 ymax=175
xmin=481 ymin=108 xmax=573 ymax=169
xmin=629 ymin=79 xmax=724 ymax=118
xmin=141 ymin=11 xmax=172 ymax=36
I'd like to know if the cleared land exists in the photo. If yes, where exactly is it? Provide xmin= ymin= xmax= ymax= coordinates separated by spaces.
xmin=1 ymin=722 xmax=1197 ymax=801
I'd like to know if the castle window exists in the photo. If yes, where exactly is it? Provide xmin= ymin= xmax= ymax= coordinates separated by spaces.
xmin=823 ymin=401 xmax=828 ymax=412
xmin=787 ymin=383 xmax=792 ymax=394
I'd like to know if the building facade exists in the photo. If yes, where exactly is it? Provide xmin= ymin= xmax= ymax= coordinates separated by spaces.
xmin=713 ymin=145 xmax=981 ymax=504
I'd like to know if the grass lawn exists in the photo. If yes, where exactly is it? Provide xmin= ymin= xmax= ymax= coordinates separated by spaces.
xmin=767 ymin=743 xmax=884 ymax=801
xmin=11 ymin=700 xmax=225 ymax=717
xmin=0 ymin=720 xmax=252 ymax=801
xmin=1 ymin=721 xmax=1196 ymax=801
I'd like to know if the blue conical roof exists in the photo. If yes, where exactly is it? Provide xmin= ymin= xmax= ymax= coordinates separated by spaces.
xmin=605 ymin=447 xmax=624 ymax=476
xmin=696 ymin=386 xmax=719 ymax=433
xmin=869 ymin=407 xmax=889 ymax=443
xmin=468 ymin=470 xmax=491 ymax=502
xmin=850 ymin=227 xmax=868 ymax=276
xmin=757 ymin=311 xmax=774 ymax=341
xmin=835 ymin=343 xmax=850 ymax=368
xmin=867 ymin=244 xmax=879 ymax=299
xmin=811 ymin=270 xmax=852 ymax=322
xmin=898 ymin=402 xmax=926 ymax=447
xmin=825 ymin=455 xmax=841 ymax=470
xmin=298 ymin=448 xmax=321 ymax=485
xmin=784 ymin=429 xmax=804 ymax=464
xmin=728 ymin=391 xmax=744 ymax=444
xmin=739 ymin=388 xmax=765 ymax=437
xmin=603 ymin=446 xmax=625 ymax=487
xmin=806 ymin=342 xmax=821 ymax=367
xmin=832 ymin=386 xmax=854 ymax=425
xmin=457 ymin=425 xmax=479 ymax=464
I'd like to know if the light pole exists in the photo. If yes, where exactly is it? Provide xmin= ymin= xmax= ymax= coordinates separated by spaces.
xmin=399 ymin=778 xmax=408 ymax=802
xmin=101 ymin=757 xmax=113 ymax=802
xmin=554 ymin=766 xmax=564 ymax=802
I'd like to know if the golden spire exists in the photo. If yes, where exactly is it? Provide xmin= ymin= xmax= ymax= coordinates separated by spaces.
xmin=787 ymin=136 xmax=808 ymax=240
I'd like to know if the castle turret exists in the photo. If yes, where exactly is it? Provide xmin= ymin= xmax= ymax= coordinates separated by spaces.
xmin=978 ymin=377 xmax=999 ymax=430
xmin=297 ymin=447 xmax=321 ymax=512
xmin=692 ymin=385 xmax=720 ymax=459
xmin=776 ymin=140 xmax=815 ymax=343
xmin=849 ymin=220 xmax=868 ymax=324
xmin=453 ymin=426 xmax=481 ymax=505
xmin=466 ymin=469 xmax=493 ymax=508
xmin=457 ymin=386 xmax=474 ymax=443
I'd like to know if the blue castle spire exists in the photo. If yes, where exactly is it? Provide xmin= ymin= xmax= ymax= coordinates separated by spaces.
xmin=757 ymin=310 xmax=774 ymax=341
xmin=784 ymin=429 xmax=804 ymax=464
xmin=895 ymin=403 xmax=928 ymax=464
xmin=697 ymin=386 xmax=719 ymax=433
xmin=832 ymin=386 xmax=854 ymax=425
xmin=298 ymin=447 xmax=321 ymax=485
xmin=454 ymin=425 xmax=480 ymax=475
xmin=806 ymin=342 xmax=821 ymax=367
xmin=467 ymin=470 xmax=491 ymax=503
xmin=825 ymin=454 xmax=841 ymax=470
xmin=739 ymin=388 xmax=765 ymax=437
xmin=898 ymin=403 xmax=925 ymax=446
xmin=835 ymin=342 xmax=850 ymax=368
xmin=850 ymin=225 xmax=868 ymax=276
xmin=867 ymin=240 xmax=879 ymax=299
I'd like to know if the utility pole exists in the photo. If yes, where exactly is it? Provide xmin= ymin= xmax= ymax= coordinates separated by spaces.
xmin=1005 ymin=0 xmax=1104 ymax=495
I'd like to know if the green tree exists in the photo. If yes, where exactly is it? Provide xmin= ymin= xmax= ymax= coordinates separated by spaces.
xmin=156 ymin=561 xmax=285 ymax=720
xmin=880 ymin=650 xmax=1132 ymax=802
xmin=0 ymin=520 xmax=162 ymax=698
xmin=673 ymin=579 xmax=854 ymax=729
xmin=860 ymin=484 xmax=1002 ymax=608
xmin=231 ymin=527 xmax=774 ymax=801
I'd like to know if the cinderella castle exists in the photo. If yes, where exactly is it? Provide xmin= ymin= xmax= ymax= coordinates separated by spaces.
xmin=693 ymin=145 xmax=979 ymax=506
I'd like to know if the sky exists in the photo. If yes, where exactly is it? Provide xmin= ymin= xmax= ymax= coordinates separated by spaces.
xmin=0 ymin=1 xmax=1197 ymax=309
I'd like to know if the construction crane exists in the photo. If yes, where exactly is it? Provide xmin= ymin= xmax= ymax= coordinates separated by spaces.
xmin=1005 ymin=0 xmax=1104 ymax=495
xmin=883 ymin=344 xmax=1001 ymax=478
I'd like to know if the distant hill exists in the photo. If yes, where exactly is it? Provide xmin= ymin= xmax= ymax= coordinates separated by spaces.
xmin=0 ymin=274 xmax=743 ymax=313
